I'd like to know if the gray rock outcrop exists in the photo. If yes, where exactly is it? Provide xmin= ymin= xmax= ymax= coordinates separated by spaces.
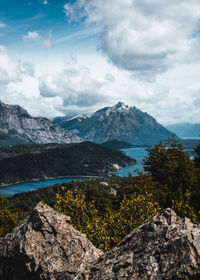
xmin=0 ymin=100 xmax=81 ymax=145
xmin=77 ymin=208 xmax=200 ymax=280
xmin=0 ymin=202 xmax=103 ymax=280
xmin=0 ymin=205 xmax=200 ymax=280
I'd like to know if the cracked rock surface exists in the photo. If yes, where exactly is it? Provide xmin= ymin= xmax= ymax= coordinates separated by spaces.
xmin=0 ymin=202 xmax=103 ymax=280
xmin=0 ymin=204 xmax=200 ymax=280
xmin=77 ymin=208 xmax=200 ymax=280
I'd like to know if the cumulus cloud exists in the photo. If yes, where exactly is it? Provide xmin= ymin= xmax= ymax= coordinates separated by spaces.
xmin=0 ymin=45 xmax=36 ymax=88
xmin=64 ymin=0 xmax=200 ymax=80
xmin=23 ymin=30 xmax=52 ymax=48
xmin=38 ymin=61 xmax=118 ymax=113
xmin=23 ymin=31 xmax=39 ymax=40
xmin=0 ymin=46 xmax=21 ymax=84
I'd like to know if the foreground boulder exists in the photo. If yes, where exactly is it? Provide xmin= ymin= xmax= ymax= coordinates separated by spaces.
xmin=0 ymin=202 xmax=103 ymax=280
xmin=0 ymin=205 xmax=200 ymax=280
xmin=77 ymin=208 xmax=200 ymax=280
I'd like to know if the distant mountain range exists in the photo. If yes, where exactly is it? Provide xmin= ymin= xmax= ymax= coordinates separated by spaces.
xmin=166 ymin=123 xmax=200 ymax=138
xmin=0 ymin=100 xmax=81 ymax=146
xmin=54 ymin=102 xmax=174 ymax=144
xmin=0 ymin=100 xmax=175 ymax=146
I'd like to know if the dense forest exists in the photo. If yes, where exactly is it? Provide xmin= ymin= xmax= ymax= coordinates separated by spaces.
xmin=0 ymin=141 xmax=135 ymax=186
xmin=1 ymin=137 xmax=200 ymax=251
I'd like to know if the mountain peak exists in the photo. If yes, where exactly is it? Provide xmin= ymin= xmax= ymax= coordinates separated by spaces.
xmin=54 ymin=102 xmax=173 ymax=144
xmin=113 ymin=101 xmax=129 ymax=110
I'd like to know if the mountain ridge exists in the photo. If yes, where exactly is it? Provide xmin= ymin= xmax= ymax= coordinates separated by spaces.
xmin=166 ymin=122 xmax=200 ymax=138
xmin=0 ymin=100 xmax=81 ymax=145
xmin=54 ymin=101 xmax=174 ymax=144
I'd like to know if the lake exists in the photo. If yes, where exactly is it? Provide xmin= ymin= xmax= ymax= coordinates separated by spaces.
xmin=0 ymin=147 xmax=147 ymax=197
xmin=115 ymin=147 xmax=147 ymax=176
xmin=0 ymin=146 xmax=194 ymax=196
xmin=0 ymin=177 xmax=91 ymax=197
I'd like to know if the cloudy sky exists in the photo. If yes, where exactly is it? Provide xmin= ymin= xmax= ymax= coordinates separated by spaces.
xmin=1 ymin=0 xmax=200 ymax=125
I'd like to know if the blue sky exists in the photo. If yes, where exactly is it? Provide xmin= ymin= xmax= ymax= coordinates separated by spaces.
xmin=1 ymin=0 xmax=200 ymax=124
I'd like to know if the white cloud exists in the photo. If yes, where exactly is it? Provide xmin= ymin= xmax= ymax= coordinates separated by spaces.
xmin=39 ymin=63 xmax=112 ymax=112
xmin=64 ymin=0 xmax=200 ymax=80
xmin=0 ymin=46 xmax=21 ymax=84
xmin=43 ymin=0 xmax=48 ymax=5
xmin=0 ymin=46 xmax=35 ymax=94
xmin=23 ymin=31 xmax=39 ymax=40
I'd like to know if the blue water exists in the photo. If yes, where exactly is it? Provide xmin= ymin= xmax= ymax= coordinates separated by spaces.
xmin=0 ymin=146 xmax=194 ymax=196
xmin=0 ymin=148 xmax=147 ymax=197
xmin=181 ymin=137 xmax=200 ymax=140
xmin=0 ymin=177 xmax=91 ymax=197
xmin=0 ymin=148 xmax=147 ymax=196
xmin=116 ymin=148 xmax=147 ymax=177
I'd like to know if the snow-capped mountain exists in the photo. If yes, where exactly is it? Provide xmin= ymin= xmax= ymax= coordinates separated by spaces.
xmin=53 ymin=102 xmax=174 ymax=144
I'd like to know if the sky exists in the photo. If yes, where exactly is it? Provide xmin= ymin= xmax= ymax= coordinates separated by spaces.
xmin=1 ymin=0 xmax=200 ymax=125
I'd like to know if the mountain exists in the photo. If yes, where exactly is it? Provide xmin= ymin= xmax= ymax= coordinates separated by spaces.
xmin=0 ymin=141 xmax=136 ymax=186
xmin=53 ymin=102 xmax=174 ymax=144
xmin=166 ymin=122 xmax=200 ymax=138
xmin=0 ymin=100 xmax=81 ymax=146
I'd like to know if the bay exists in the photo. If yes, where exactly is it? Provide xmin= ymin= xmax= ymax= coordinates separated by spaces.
xmin=115 ymin=147 xmax=147 ymax=177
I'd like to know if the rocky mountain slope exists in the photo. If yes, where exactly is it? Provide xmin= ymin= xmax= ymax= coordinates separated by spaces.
xmin=0 ymin=141 xmax=136 ymax=186
xmin=0 ymin=203 xmax=199 ymax=280
xmin=0 ymin=100 xmax=81 ymax=145
xmin=54 ymin=102 xmax=174 ymax=144
xmin=167 ymin=122 xmax=200 ymax=138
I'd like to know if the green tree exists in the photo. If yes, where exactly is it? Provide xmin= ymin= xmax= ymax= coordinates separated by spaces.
xmin=0 ymin=195 xmax=18 ymax=237
xmin=143 ymin=137 xmax=196 ymax=204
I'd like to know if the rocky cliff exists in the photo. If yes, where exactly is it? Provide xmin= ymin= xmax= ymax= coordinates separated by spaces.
xmin=0 ymin=204 xmax=199 ymax=280
xmin=0 ymin=100 xmax=81 ymax=145
xmin=54 ymin=102 xmax=174 ymax=144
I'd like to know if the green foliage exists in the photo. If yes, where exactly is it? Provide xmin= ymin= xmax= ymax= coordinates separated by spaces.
xmin=143 ymin=137 xmax=196 ymax=202
xmin=0 ymin=195 xmax=18 ymax=237
xmin=172 ymin=189 xmax=198 ymax=223
xmin=55 ymin=188 xmax=160 ymax=251
xmin=194 ymin=142 xmax=200 ymax=168
xmin=143 ymin=137 xmax=200 ymax=222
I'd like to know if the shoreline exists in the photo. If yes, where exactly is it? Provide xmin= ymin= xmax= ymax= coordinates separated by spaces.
xmin=0 ymin=175 xmax=97 ymax=188
xmin=0 ymin=161 xmax=135 ymax=189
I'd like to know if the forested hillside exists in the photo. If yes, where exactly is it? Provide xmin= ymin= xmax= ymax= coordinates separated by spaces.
xmin=0 ymin=141 xmax=135 ymax=186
